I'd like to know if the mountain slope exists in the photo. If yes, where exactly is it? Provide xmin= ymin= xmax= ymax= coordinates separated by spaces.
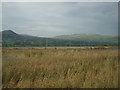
xmin=2 ymin=30 xmax=74 ymax=47
xmin=2 ymin=30 xmax=53 ymax=46
xmin=1 ymin=30 xmax=118 ymax=47
xmin=53 ymin=34 xmax=118 ymax=43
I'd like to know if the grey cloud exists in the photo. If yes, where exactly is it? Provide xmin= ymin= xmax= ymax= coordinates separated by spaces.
xmin=2 ymin=2 xmax=118 ymax=37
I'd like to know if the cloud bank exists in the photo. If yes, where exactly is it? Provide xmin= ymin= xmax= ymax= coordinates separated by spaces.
xmin=2 ymin=2 xmax=118 ymax=37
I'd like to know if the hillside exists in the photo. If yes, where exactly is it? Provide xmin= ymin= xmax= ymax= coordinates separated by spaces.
xmin=1 ymin=30 xmax=74 ymax=47
xmin=1 ymin=30 xmax=118 ymax=47
xmin=2 ymin=30 xmax=55 ymax=47
xmin=53 ymin=34 xmax=118 ymax=43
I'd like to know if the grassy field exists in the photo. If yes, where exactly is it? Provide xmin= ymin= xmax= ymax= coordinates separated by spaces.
xmin=2 ymin=47 xmax=119 ymax=88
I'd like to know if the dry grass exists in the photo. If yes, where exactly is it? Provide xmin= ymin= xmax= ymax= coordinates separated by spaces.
xmin=2 ymin=47 xmax=119 ymax=88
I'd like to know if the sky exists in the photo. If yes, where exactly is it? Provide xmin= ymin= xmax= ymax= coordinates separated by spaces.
xmin=2 ymin=2 xmax=118 ymax=37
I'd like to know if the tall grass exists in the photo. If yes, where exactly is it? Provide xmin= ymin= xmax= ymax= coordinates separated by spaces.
xmin=2 ymin=47 xmax=118 ymax=88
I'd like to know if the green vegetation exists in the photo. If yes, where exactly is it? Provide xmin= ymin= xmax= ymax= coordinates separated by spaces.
xmin=2 ymin=47 xmax=119 ymax=88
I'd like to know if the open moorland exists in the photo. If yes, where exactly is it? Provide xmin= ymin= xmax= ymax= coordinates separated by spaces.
xmin=2 ymin=46 xmax=119 ymax=88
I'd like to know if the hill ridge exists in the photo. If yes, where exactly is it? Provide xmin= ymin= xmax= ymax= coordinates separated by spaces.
xmin=1 ymin=30 xmax=118 ymax=47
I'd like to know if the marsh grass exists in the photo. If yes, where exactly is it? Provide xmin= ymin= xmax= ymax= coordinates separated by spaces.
xmin=2 ymin=47 xmax=118 ymax=88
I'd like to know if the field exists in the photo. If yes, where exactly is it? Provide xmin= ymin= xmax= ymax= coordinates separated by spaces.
xmin=2 ymin=47 xmax=119 ymax=88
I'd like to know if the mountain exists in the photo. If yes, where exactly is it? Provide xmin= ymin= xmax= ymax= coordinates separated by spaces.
xmin=53 ymin=34 xmax=118 ymax=43
xmin=1 ymin=30 xmax=118 ymax=47
xmin=2 ymin=30 xmax=20 ymax=40
xmin=1 ymin=30 xmax=73 ymax=47
xmin=2 ymin=30 xmax=52 ymax=46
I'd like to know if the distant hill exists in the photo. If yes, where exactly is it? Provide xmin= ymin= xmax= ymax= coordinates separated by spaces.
xmin=2 ymin=30 xmax=55 ymax=47
xmin=1 ymin=30 xmax=118 ymax=47
xmin=1 ymin=30 xmax=74 ymax=47
xmin=53 ymin=34 xmax=118 ymax=43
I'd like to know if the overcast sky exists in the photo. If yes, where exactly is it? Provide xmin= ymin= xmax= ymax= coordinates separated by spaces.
xmin=2 ymin=2 xmax=118 ymax=37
